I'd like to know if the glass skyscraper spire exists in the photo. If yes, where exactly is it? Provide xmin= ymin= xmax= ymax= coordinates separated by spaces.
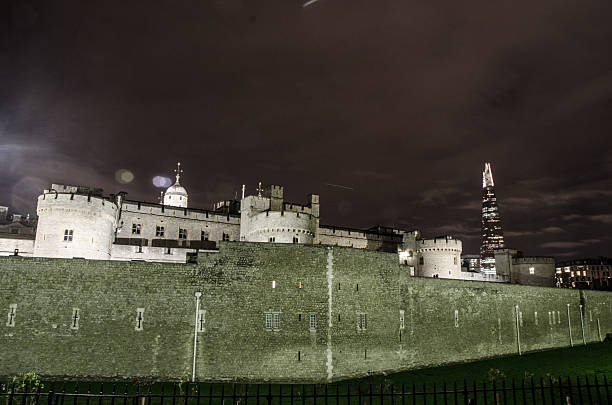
xmin=480 ymin=162 xmax=505 ymax=274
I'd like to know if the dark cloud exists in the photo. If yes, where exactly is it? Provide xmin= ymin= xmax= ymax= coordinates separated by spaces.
xmin=1 ymin=0 xmax=612 ymax=259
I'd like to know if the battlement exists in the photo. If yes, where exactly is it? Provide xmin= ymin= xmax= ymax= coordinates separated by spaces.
xmin=513 ymin=256 xmax=554 ymax=264
xmin=38 ymin=191 xmax=118 ymax=213
xmin=417 ymin=236 xmax=462 ymax=251
xmin=122 ymin=200 xmax=240 ymax=224
xmin=49 ymin=183 xmax=105 ymax=197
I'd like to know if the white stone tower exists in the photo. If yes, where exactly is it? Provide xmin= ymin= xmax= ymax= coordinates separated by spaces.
xmin=33 ymin=184 xmax=119 ymax=259
xmin=416 ymin=235 xmax=463 ymax=278
xmin=163 ymin=162 xmax=188 ymax=208
xmin=240 ymin=183 xmax=318 ymax=244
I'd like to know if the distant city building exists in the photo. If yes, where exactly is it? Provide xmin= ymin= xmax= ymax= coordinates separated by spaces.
xmin=480 ymin=162 xmax=505 ymax=274
xmin=494 ymin=249 xmax=556 ymax=287
xmin=461 ymin=254 xmax=481 ymax=273
xmin=555 ymin=257 xmax=612 ymax=290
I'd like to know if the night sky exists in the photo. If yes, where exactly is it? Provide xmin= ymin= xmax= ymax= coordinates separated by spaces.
xmin=1 ymin=0 xmax=611 ymax=259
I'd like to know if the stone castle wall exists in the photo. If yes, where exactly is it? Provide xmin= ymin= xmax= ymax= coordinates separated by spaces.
xmin=119 ymin=201 xmax=240 ymax=244
xmin=1 ymin=242 xmax=610 ymax=382
xmin=0 ymin=238 xmax=35 ymax=257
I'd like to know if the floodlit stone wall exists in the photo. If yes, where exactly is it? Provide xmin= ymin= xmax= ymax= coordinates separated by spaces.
xmin=119 ymin=201 xmax=240 ymax=245
xmin=0 ymin=238 xmax=35 ymax=256
xmin=1 ymin=242 xmax=610 ymax=383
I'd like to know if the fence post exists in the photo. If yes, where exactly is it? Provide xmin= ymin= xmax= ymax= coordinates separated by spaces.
xmin=576 ymin=377 xmax=584 ymax=405
xmin=593 ymin=375 xmax=602 ymax=405
xmin=47 ymin=382 xmax=55 ymax=405
xmin=585 ymin=376 xmax=594 ymax=405
xmin=565 ymin=377 xmax=573 ymax=405
xmin=567 ymin=304 xmax=573 ymax=347
xmin=602 ymin=376 xmax=610 ymax=405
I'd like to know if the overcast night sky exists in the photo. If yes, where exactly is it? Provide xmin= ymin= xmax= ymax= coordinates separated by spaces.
xmin=1 ymin=0 xmax=611 ymax=258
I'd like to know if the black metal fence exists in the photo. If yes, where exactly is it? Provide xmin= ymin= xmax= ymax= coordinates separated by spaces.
xmin=2 ymin=376 xmax=611 ymax=405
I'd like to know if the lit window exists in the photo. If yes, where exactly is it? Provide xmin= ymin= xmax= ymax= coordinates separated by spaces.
xmin=399 ymin=310 xmax=405 ymax=330
xmin=529 ymin=267 xmax=535 ymax=275
xmin=155 ymin=226 xmax=165 ymax=237
xmin=63 ymin=229 xmax=73 ymax=241
xmin=272 ymin=280 xmax=276 ymax=288
xmin=132 ymin=224 xmax=141 ymax=235
xmin=178 ymin=228 xmax=187 ymax=239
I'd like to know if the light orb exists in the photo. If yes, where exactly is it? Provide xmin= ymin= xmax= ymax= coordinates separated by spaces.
xmin=115 ymin=169 xmax=134 ymax=184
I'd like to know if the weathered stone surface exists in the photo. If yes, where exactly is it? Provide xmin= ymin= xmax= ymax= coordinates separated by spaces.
xmin=1 ymin=242 xmax=610 ymax=382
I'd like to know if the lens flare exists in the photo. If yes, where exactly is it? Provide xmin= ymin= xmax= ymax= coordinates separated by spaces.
xmin=115 ymin=169 xmax=134 ymax=184
xmin=152 ymin=176 xmax=172 ymax=188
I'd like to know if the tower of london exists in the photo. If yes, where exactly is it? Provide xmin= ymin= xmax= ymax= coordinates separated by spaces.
xmin=0 ymin=163 xmax=554 ymax=286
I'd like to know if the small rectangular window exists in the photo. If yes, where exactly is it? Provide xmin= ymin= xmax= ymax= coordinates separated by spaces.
xmin=6 ymin=304 xmax=17 ymax=327
xmin=534 ymin=311 xmax=538 ymax=325
xmin=293 ymin=236 xmax=299 ymax=243
xmin=357 ymin=312 xmax=367 ymax=331
xmin=155 ymin=226 xmax=165 ymax=237
xmin=309 ymin=314 xmax=317 ymax=330
xmin=63 ymin=229 xmax=74 ymax=242
xmin=269 ymin=237 xmax=275 ymax=242
xmin=135 ymin=308 xmax=145 ymax=331
xmin=454 ymin=310 xmax=459 ymax=328
xmin=71 ymin=308 xmax=80 ymax=330
xmin=529 ymin=267 xmax=535 ymax=275
xmin=201 ymin=231 xmax=209 ymax=241
xmin=197 ymin=309 xmax=206 ymax=332
xmin=399 ymin=310 xmax=405 ymax=330
xmin=132 ymin=224 xmax=142 ymax=235
xmin=265 ymin=312 xmax=273 ymax=329
xmin=273 ymin=312 xmax=280 ymax=330
xmin=222 ymin=233 xmax=230 ymax=241
xmin=178 ymin=228 xmax=188 ymax=240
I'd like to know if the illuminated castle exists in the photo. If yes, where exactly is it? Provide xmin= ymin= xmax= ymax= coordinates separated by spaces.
xmin=0 ymin=162 xmax=553 ymax=286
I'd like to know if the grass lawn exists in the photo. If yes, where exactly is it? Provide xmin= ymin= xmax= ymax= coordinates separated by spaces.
xmin=352 ymin=341 xmax=612 ymax=387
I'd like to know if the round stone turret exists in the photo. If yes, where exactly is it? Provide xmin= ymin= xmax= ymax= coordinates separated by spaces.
xmin=33 ymin=184 xmax=119 ymax=259
xmin=416 ymin=235 xmax=462 ymax=278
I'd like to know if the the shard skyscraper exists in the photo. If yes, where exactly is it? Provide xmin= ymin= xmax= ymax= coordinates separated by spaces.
xmin=480 ymin=162 xmax=505 ymax=274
